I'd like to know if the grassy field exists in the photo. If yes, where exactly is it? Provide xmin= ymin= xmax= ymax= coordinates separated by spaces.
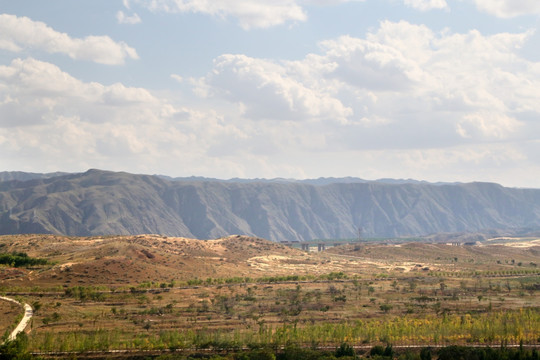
xmin=0 ymin=234 xmax=538 ymax=357
xmin=0 ymin=299 xmax=20 ymax=339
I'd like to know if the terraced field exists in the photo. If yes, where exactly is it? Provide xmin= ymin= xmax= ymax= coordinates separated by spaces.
xmin=0 ymin=234 xmax=538 ymax=356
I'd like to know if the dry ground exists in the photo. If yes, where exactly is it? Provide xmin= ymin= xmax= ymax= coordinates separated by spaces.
xmin=0 ymin=234 xmax=306 ymax=287
xmin=0 ymin=299 xmax=19 ymax=337
xmin=0 ymin=234 xmax=539 ymax=352
xmin=1 ymin=234 xmax=538 ymax=288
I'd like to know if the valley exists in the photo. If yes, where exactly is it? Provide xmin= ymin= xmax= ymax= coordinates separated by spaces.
xmin=1 ymin=234 xmax=538 ymax=358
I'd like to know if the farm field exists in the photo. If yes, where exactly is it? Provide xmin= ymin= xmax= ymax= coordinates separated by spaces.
xmin=0 ymin=299 xmax=19 ymax=337
xmin=0 ymin=234 xmax=539 ymax=358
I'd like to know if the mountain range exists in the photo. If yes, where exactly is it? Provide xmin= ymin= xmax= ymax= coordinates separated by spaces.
xmin=1 ymin=169 xmax=540 ymax=241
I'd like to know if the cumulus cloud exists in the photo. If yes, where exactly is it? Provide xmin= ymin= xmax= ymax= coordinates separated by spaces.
xmin=2 ymin=18 xmax=540 ymax=186
xmin=0 ymin=58 xmax=155 ymax=127
xmin=0 ymin=14 xmax=138 ymax=65
xmin=456 ymin=112 xmax=522 ymax=139
xmin=134 ymin=0 xmax=307 ymax=29
xmin=196 ymin=20 xmax=539 ymax=152
xmin=127 ymin=0 xmax=459 ymax=30
xmin=0 ymin=57 xmax=290 ymax=179
xmin=471 ymin=0 xmax=540 ymax=18
xmin=0 ymin=58 xmax=162 ymax=170
xmin=403 ymin=0 xmax=448 ymax=11
xmin=200 ymin=54 xmax=352 ymax=122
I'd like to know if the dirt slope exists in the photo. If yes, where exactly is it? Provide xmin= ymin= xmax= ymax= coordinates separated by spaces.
xmin=1 ymin=234 xmax=539 ymax=288
xmin=0 ymin=234 xmax=306 ymax=286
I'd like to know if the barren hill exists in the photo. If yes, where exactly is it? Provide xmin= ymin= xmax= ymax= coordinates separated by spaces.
xmin=0 ymin=234 xmax=307 ymax=286
xmin=1 ymin=234 xmax=539 ymax=288
xmin=1 ymin=169 xmax=540 ymax=241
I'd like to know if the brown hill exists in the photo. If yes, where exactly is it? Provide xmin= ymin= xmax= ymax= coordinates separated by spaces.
xmin=1 ymin=234 xmax=539 ymax=288
xmin=0 ymin=234 xmax=307 ymax=287
xmin=326 ymin=240 xmax=540 ymax=273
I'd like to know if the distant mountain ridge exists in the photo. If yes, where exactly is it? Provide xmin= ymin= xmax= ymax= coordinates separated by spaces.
xmin=0 ymin=171 xmax=72 ymax=182
xmin=158 ymin=174 xmax=454 ymax=186
xmin=0 ymin=169 xmax=539 ymax=241
xmin=1 ymin=171 xmax=454 ymax=186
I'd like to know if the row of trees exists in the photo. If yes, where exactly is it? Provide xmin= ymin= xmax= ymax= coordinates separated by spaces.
xmin=0 ymin=252 xmax=47 ymax=267
xmin=27 ymin=309 xmax=538 ymax=352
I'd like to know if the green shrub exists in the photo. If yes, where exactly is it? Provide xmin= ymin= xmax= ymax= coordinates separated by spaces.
xmin=335 ymin=343 xmax=355 ymax=358
xmin=0 ymin=252 xmax=48 ymax=267
xmin=0 ymin=332 xmax=31 ymax=360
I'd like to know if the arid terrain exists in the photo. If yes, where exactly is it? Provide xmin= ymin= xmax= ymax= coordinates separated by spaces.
xmin=1 ymin=234 xmax=539 ymax=286
xmin=1 ymin=234 xmax=539 ymax=356
xmin=0 ymin=299 xmax=19 ymax=337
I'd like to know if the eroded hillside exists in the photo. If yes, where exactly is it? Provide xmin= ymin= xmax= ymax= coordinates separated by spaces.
xmin=2 ymin=169 xmax=540 ymax=241
xmin=1 ymin=234 xmax=539 ymax=288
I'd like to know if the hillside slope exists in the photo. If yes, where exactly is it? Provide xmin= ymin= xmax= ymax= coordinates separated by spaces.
xmin=0 ymin=234 xmax=302 ymax=285
xmin=1 ymin=169 xmax=540 ymax=241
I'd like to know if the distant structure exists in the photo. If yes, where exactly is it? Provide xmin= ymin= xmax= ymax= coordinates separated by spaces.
xmin=280 ymin=228 xmax=364 ymax=252
xmin=445 ymin=241 xmax=480 ymax=246
xmin=280 ymin=240 xmax=350 ymax=252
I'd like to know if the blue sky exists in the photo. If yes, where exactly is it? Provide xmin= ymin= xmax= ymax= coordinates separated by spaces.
xmin=1 ymin=0 xmax=540 ymax=187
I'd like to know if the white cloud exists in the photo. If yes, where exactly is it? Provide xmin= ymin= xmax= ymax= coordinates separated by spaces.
xmin=135 ymin=0 xmax=307 ymax=29
xmin=0 ymin=14 xmax=138 ymax=65
xmin=456 ymin=112 xmax=522 ymax=139
xmin=2 ymin=17 xmax=540 ymax=187
xmin=200 ymin=54 xmax=352 ymax=122
xmin=170 ymin=74 xmax=184 ymax=83
xmin=197 ymin=21 xmax=539 ymax=151
xmin=0 ymin=58 xmax=159 ymax=128
xmin=301 ymin=0 xmax=365 ymax=5
xmin=0 ymin=63 xmax=167 ymax=162
xmin=325 ymin=22 xmax=537 ymax=139
xmin=317 ymin=32 xmax=422 ymax=91
xmin=471 ymin=0 xmax=540 ymax=18
xmin=403 ymin=0 xmax=448 ymax=11
xmin=0 ymin=57 xmax=291 ymax=179
xmin=128 ymin=0 xmax=457 ymax=30
xmin=116 ymin=10 xmax=142 ymax=24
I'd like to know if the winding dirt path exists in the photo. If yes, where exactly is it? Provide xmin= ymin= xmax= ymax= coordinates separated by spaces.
xmin=0 ymin=296 xmax=33 ymax=342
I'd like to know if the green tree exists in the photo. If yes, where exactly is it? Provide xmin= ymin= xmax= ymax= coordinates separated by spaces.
xmin=0 ymin=333 xmax=31 ymax=360
xmin=335 ymin=343 xmax=355 ymax=358
xmin=420 ymin=347 xmax=432 ymax=360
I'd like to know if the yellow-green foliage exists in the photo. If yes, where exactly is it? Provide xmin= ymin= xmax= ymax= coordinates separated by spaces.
xmin=27 ymin=308 xmax=539 ymax=352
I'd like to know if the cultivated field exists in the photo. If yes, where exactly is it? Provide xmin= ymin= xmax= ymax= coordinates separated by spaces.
xmin=0 ymin=234 xmax=539 ymax=357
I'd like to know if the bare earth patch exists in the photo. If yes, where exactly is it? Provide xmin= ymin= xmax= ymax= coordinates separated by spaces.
xmin=0 ymin=297 xmax=20 ymax=336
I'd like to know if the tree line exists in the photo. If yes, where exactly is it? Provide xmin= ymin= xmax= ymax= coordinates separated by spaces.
xmin=0 ymin=252 xmax=48 ymax=267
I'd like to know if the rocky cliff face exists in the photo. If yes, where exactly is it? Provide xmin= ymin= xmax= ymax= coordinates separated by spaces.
xmin=1 ymin=169 xmax=539 ymax=241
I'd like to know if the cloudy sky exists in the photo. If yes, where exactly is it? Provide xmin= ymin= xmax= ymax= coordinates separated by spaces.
xmin=1 ymin=0 xmax=540 ymax=187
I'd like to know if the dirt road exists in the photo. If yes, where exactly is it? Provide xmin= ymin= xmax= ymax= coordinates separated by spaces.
xmin=0 ymin=296 xmax=33 ymax=342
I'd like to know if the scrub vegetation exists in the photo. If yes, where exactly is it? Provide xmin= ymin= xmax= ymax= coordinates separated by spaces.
xmin=0 ymin=234 xmax=538 ymax=359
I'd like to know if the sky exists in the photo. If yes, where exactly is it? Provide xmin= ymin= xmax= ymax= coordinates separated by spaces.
xmin=1 ymin=1 xmax=540 ymax=188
